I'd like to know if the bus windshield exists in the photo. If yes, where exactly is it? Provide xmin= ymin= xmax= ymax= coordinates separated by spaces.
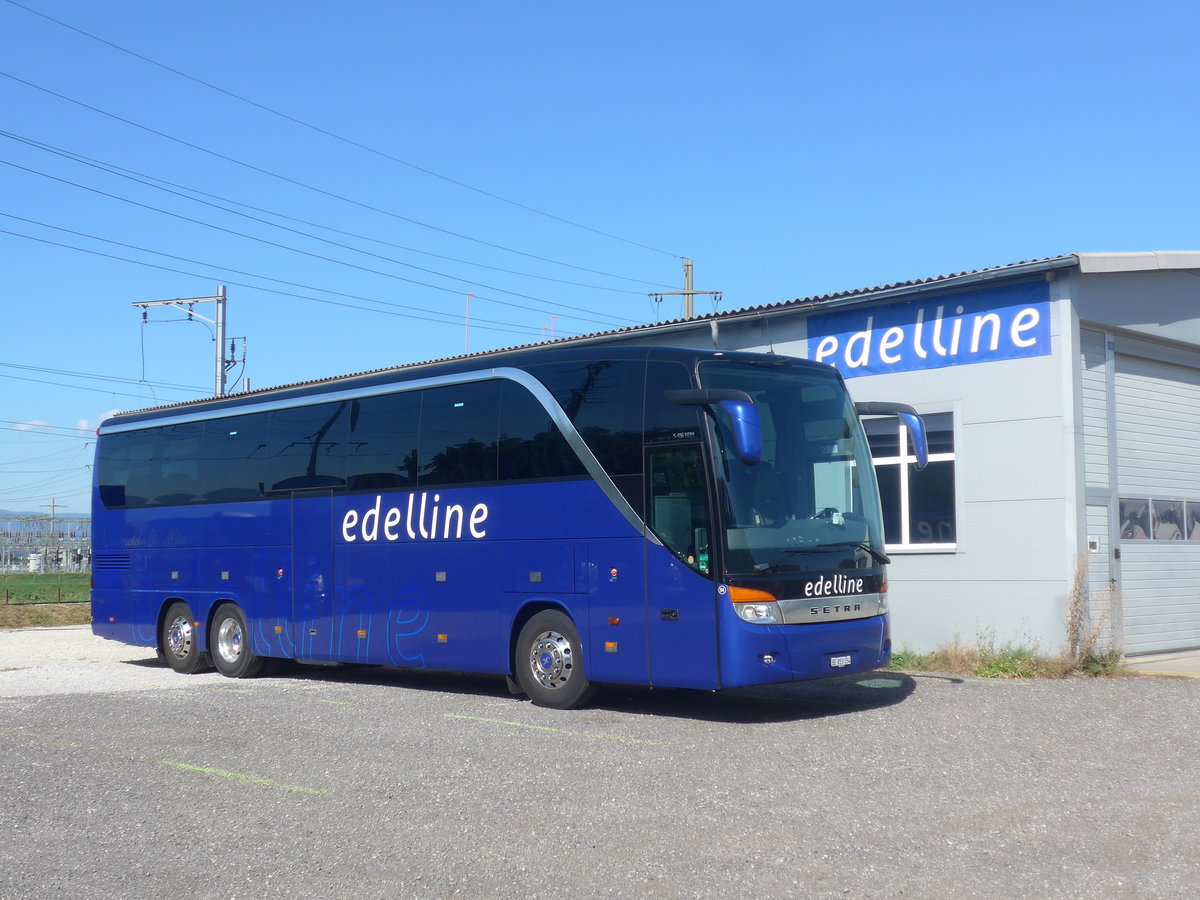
xmin=698 ymin=360 xmax=885 ymax=576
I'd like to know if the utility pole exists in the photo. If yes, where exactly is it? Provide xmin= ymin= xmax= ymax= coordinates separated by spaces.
xmin=649 ymin=258 xmax=722 ymax=320
xmin=41 ymin=498 xmax=59 ymax=536
xmin=134 ymin=285 xmax=241 ymax=396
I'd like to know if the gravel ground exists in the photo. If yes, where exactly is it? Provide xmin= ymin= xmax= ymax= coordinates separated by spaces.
xmin=1 ymin=626 xmax=1198 ymax=899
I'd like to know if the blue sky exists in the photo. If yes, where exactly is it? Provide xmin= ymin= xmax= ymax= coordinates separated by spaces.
xmin=3 ymin=0 xmax=1198 ymax=514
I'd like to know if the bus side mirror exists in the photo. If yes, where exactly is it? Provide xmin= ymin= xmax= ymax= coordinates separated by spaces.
xmin=719 ymin=399 xmax=762 ymax=466
xmin=854 ymin=401 xmax=928 ymax=470
xmin=665 ymin=388 xmax=762 ymax=466
xmin=897 ymin=412 xmax=928 ymax=469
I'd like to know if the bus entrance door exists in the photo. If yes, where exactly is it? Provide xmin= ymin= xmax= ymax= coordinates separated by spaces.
xmin=291 ymin=491 xmax=336 ymax=660
xmin=644 ymin=444 xmax=719 ymax=689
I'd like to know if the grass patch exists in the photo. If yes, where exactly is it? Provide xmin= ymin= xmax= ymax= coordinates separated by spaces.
xmin=0 ymin=572 xmax=90 ymax=605
xmin=888 ymin=637 xmax=1128 ymax=678
xmin=0 ymin=602 xmax=92 ymax=629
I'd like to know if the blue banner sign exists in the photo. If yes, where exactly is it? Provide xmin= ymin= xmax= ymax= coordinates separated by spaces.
xmin=807 ymin=281 xmax=1051 ymax=378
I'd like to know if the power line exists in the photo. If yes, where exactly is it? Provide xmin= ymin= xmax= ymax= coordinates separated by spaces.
xmin=0 ymin=369 xmax=193 ymax=400
xmin=0 ymin=224 xmax=586 ymax=339
xmin=0 ymin=69 xmax=677 ymax=289
xmin=0 ymin=446 xmax=89 ymax=464
xmin=0 ymin=130 xmax=644 ymax=320
xmin=0 ymin=419 xmax=93 ymax=435
xmin=0 ymin=359 xmax=205 ymax=393
xmin=0 ymin=128 xmax=651 ymax=297
xmin=1 ymin=0 xmax=681 ymax=259
xmin=0 ymin=211 xmax=602 ymax=336
xmin=0 ymin=161 xmax=629 ymax=329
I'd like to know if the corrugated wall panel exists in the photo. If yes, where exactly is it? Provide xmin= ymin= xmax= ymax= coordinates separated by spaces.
xmin=1080 ymin=329 xmax=1109 ymax=489
xmin=1115 ymin=353 xmax=1200 ymax=653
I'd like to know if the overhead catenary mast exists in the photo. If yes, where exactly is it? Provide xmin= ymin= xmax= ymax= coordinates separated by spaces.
xmin=133 ymin=285 xmax=242 ymax=396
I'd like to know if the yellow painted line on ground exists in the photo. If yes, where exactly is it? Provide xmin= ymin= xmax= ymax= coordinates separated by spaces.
xmin=313 ymin=698 xmax=354 ymax=706
xmin=158 ymin=760 xmax=325 ymax=795
xmin=444 ymin=714 xmax=665 ymax=746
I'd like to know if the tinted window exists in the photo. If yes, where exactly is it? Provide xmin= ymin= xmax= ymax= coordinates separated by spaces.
xmin=908 ymin=461 xmax=955 ymax=543
xmin=644 ymin=361 xmax=701 ymax=444
xmin=418 ymin=382 xmax=500 ymax=485
xmin=198 ymin=413 xmax=267 ymax=502
xmin=346 ymin=392 xmax=419 ymax=490
xmin=98 ymin=428 xmax=156 ymax=508
xmin=874 ymin=464 xmax=901 ymax=544
xmin=266 ymin=402 xmax=348 ymax=492
xmin=498 ymin=381 xmax=586 ymax=481
xmin=529 ymin=359 xmax=643 ymax=477
xmin=152 ymin=423 xmax=203 ymax=505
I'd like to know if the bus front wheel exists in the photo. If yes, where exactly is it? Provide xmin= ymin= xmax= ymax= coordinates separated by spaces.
xmin=210 ymin=604 xmax=266 ymax=679
xmin=161 ymin=601 xmax=209 ymax=674
xmin=515 ymin=610 xmax=596 ymax=710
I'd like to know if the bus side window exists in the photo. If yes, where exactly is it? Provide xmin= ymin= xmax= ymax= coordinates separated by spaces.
xmin=417 ymin=382 xmax=501 ymax=486
xmin=497 ymin=382 xmax=587 ymax=481
xmin=529 ymin=359 xmax=645 ymax=514
xmin=646 ymin=445 xmax=711 ymax=576
xmin=154 ymin=423 xmax=203 ymax=505
xmin=199 ymin=413 xmax=267 ymax=502
xmin=98 ymin=428 xmax=156 ymax=508
xmin=266 ymin=403 xmax=348 ymax=492
xmin=346 ymin=392 xmax=419 ymax=490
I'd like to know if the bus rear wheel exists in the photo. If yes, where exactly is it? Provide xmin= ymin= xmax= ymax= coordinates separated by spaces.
xmin=210 ymin=604 xmax=266 ymax=679
xmin=161 ymin=601 xmax=209 ymax=674
xmin=515 ymin=610 xmax=596 ymax=710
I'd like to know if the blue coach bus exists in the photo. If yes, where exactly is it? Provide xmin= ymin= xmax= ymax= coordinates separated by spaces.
xmin=92 ymin=346 xmax=925 ymax=708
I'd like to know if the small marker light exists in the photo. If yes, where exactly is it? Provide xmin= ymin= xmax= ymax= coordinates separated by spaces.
xmin=608 ymin=616 xmax=620 ymax=626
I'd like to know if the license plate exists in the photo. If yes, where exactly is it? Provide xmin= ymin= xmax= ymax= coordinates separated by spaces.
xmin=830 ymin=654 xmax=852 ymax=669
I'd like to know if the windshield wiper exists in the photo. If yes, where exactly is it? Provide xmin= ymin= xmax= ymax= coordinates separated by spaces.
xmin=753 ymin=540 xmax=890 ymax=572
xmin=826 ymin=541 xmax=891 ymax=566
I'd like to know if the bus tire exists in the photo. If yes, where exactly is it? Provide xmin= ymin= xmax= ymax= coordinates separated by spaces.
xmin=210 ymin=604 xmax=265 ymax=679
xmin=515 ymin=610 xmax=596 ymax=710
xmin=161 ymin=601 xmax=209 ymax=674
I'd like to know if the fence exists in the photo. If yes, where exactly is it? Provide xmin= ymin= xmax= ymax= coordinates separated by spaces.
xmin=1 ymin=574 xmax=91 ymax=605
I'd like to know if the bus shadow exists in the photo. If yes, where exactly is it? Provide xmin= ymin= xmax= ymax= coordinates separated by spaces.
xmin=590 ymin=673 xmax=918 ymax=723
xmin=265 ymin=663 xmax=918 ymax=723
xmin=122 ymin=657 xmax=919 ymax=723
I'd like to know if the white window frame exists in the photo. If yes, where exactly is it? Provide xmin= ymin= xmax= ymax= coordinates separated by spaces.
xmin=868 ymin=412 xmax=957 ymax=554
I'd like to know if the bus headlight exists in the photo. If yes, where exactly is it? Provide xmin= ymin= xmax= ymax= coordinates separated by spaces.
xmin=728 ymin=585 xmax=782 ymax=625
xmin=735 ymin=602 xmax=781 ymax=624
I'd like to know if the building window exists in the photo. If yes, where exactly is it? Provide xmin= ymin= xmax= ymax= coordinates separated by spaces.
xmin=1120 ymin=497 xmax=1200 ymax=540
xmin=864 ymin=412 xmax=956 ymax=551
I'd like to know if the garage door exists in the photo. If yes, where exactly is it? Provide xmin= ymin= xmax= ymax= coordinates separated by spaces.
xmin=1114 ymin=353 xmax=1200 ymax=654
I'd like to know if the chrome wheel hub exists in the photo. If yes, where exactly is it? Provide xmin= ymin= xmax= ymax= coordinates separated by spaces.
xmin=528 ymin=629 xmax=574 ymax=690
xmin=166 ymin=615 xmax=193 ymax=660
xmin=216 ymin=617 xmax=244 ymax=665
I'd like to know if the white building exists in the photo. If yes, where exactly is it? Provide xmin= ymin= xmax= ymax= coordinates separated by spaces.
xmin=587 ymin=252 xmax=1200 ymax=656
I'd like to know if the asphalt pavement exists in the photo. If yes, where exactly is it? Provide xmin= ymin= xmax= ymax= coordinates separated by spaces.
xmin=1 ymin=626 xmax=1198 ymax=899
